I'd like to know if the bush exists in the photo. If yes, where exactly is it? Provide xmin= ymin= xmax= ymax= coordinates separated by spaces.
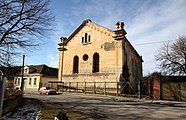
xmin=4 ymin=89 xmax=23 ymax=99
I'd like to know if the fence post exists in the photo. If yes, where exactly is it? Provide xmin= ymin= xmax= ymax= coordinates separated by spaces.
xmin=93 ymin=82 xmax=96 ymax=94
xmin=148 ymin=80 xmax=151 ymax=99
xmin=76 ymin=82 xmax=78 ymax=93
xmin=0 ymin=70 xmax=5 ymax=119
xmin=69 ymin=82 xmax=71 ymax=92
xmin=104 ymin=82 xmax=106 ymax=95
xmin=117 ymin=82 xmax=119 ymax=96
xmin=84 ymin=82 xmax=86 ymax=94
xmin=138 ymin=79 xmax=141 ymax=99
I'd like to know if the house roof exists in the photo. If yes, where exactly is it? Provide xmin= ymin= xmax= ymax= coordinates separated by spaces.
xmin=143 ymin=73 xmax=186 ymax=82
xmin=0 ymin=66 xmax=21 ymax=80
xmin=27 ymin=64 xmax=58 ymax=77
xmin=165 ymin=76 xmax=186 ymax=82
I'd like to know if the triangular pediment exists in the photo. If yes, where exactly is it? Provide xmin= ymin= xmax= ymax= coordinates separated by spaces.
xmin=64 ymin=19 xmax=113 ymax=44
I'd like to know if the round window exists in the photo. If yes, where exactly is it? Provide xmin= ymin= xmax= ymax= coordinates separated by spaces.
xmin=83 ymin=54 xmax=89 ymax=61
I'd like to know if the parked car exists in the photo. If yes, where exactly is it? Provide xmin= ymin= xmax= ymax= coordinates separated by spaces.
xmin=38 ymin=87 xmax=56 ymax=95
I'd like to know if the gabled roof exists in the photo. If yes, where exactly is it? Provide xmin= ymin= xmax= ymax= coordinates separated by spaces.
xmin=27 ymin=64 xmax=58 ymax=77
xmin=61 ymin=19 xmax=143 ymax=62
xmin=63 ymin=19 xmax=112 ymax=44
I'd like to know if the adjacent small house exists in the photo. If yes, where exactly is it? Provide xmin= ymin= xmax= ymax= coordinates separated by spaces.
xmin=14 ymin=64 xmax=58 ymax=93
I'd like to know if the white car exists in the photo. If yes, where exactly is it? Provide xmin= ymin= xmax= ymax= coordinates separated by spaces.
xmin=38 ymin=87 xmax=56 ymax=95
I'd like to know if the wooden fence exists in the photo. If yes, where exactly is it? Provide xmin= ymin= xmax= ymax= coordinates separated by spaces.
xmin=58 ymin=82 xmax=140 ymax=97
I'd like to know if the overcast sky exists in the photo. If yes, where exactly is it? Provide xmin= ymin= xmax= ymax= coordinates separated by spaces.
xmin=23 ymin=0 xmax=186 ymax=75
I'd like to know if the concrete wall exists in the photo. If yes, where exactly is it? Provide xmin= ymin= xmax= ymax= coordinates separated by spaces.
xmin=41 ymin=76 xmax=58 ymax=89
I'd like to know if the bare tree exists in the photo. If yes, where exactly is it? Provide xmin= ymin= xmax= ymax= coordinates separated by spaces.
xmin=155 ymin=36 xmax=186 ymax=75
xmin=0 ymin=0 xmax=54 ymax=66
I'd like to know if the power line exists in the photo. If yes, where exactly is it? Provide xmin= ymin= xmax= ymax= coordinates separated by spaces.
xmin=133 ymin=40 xmax=176 ymax=46
xmin=20 ymin=40 xmax=177 ymax=57
xmin=25 ymin=52 xmax=58 ymax=56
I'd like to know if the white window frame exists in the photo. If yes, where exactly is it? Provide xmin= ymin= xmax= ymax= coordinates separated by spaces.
xmin=29 ymin=78 xmax=32 ymax=85
xmin=33 ymin=78 xmax=37 ymax=85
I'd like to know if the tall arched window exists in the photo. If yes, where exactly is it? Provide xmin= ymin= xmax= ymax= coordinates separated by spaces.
xmin=73 ymin=56 xmax=79 ymax=73
xmin=85 ymin=33 xmax=87 ymax=43
xmin=88 ymin=35 xmax=91 ymax=42
xmin=92 ymin=53 xmax=99 ymax=73
xmin=82 ymin=37 xmax=84 ymax=43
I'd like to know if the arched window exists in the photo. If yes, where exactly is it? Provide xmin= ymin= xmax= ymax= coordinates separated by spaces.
xmin=85 ymin=33 xmax=87 ymax=43
xmin=73 ymin=56 xmax=79 ymax=73
xmin=88 ymin=35 xmax=91 ymax=42
xmin=82 ymin=37 xmax=84 ymax=43
xmin=92 ymin=53 xmax=99 ymax=73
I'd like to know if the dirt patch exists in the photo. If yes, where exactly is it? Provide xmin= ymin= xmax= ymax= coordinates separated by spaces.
xmin=38 ymin=101 xmax=94 ymax=120
xmin=2 ymin=98 xmax=93 ymax=120
xmin=1 ymin=98 xmax=40 ymax=120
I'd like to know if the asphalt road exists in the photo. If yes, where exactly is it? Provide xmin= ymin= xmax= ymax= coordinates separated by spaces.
xmin=24 ymin=93 xmax=186 ymax=120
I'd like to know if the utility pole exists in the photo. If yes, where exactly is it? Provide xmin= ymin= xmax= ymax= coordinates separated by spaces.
xmin=138 ymin=79 xmax=141 ymax=99
xmin=20 ymin=55 xmax=25 ymax=91
xmin=0 ymin=70 xmax=5 ymax=119
xmin=184 ymin=46 xmax=186 ymax=74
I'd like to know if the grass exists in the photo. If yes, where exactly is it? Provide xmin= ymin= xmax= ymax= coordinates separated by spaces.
xmin=38 ymin=102 xmax=94 ymax=120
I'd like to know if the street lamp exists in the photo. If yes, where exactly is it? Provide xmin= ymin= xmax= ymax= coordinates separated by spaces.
xmin=58 ymin=37 xmax=67 ymax=82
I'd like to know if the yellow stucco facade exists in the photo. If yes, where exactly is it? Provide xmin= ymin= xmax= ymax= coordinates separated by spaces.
xmin=14 ymin=65 xmax=58 ymax=93
xmin=14 ymin=75 xmax=41 ymax=92
xmin=58 ymin=20 xmax=143 ymax=89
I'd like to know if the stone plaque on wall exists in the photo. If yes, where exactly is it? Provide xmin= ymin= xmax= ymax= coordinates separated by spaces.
xmin=101 ymin=41 xmax=115 ymax=51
